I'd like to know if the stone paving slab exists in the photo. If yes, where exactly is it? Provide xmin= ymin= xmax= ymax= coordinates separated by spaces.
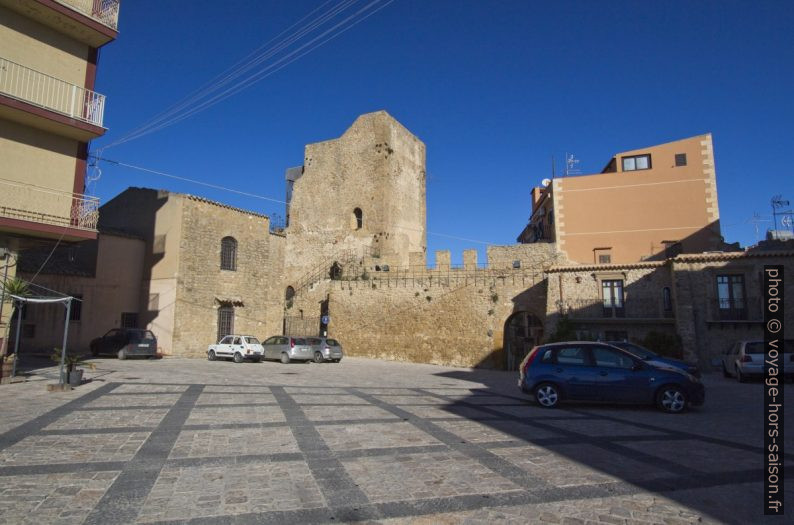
xmin=136 ymin=460 xmax=325 ymax=522
xmin=184 ymin=405 xmax=285 ymax=426
xmin=0 ymin=470 xmax=121 ymax=525
xmin=169 ymin=426 xmax=298 ymax=459
xmin=0 ymin=432 xmax=149 ymax=465
xmin=301 ymin=404 xmax=401 ymax=422
xmin=342 ymin=450 xmax=523 ymax=503
xmin=44 ymin=409 xmax=169 ymax=431
xmin=83 ymin=393 xmax=182 ymax=408
xmin=316 ymin=421 xmax=443 ymax=451
xmin=194 ymin=392 xmax=277 ymax=405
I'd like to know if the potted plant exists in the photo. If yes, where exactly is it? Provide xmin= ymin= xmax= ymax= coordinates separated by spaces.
xmin=51 ymin=348 xmax=95 ymax=386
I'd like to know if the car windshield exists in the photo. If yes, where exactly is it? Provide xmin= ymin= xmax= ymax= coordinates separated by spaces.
xmin=325 ymin=339 xmax=340 ymax=346
xmin=244 ymin=337 xmax=260 ymax=345
xmin=611 ymin=342 xmax=655 ymax=359
xmin=128 ymin=330 xmax=156 ymax=343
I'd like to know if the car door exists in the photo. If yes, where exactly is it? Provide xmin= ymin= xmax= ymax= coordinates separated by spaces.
xmin=551 ymin=345 xmax=598 ymax=400
xmin=262 ymin=336 xmax=278 ymax=359
xmin=102 ymin=329 xmax=123 ymax=354
xmin=219 ymin=336 xmax=234 ymax=357
xmin=591 ymin=345 xmax=648 ymax=403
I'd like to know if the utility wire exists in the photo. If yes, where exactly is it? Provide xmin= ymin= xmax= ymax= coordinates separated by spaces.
xmin=91 ymin=155 xmax=497 ymax=246
xmin=102 ymin=0 xmax=392 ymax=150
xmin=103 ymin=0 xmax=356 ymax=148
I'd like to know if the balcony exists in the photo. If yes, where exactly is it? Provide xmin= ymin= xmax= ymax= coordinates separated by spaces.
xmin=558 ymin=298 xmax=674 ymax=321
xmin=0 ymin=178 xmax=99 ymax=240
xmin=55 ymin=0 xmax=120 ymax=31
xmin=708 ymin=297 xmax=763 ymax=323
xmin=0 ymin=0 xmax=119 ymax=47
xmin=0 ymin=57 xmax=106 ymax=139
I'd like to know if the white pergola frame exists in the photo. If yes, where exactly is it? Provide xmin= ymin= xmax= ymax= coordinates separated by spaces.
xmin=9 ymin=294 xmax=73 ymax=385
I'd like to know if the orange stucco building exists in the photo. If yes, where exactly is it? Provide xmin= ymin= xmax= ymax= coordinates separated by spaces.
xmin=518 ymin=134 xmax=724 ymax=264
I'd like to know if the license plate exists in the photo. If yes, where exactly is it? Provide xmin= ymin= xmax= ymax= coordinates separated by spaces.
xmin=138 ymin=344 xmax=149 ymax=347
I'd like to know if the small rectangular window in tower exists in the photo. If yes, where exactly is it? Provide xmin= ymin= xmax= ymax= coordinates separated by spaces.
xmin=675 ymin=153 xmax=687 ymax=167
xmin=594 ymin=247 xmax=612 ymax=264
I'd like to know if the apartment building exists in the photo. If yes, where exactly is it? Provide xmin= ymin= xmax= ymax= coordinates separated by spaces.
xmin=0 ymin=0 xmax=119 ymax=350
xmin=518 ymin=134 xmax=725 ymax=264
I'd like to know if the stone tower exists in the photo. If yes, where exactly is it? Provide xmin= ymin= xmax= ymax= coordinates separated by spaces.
xmin=284 ymin=111 xmax=427 ymax=285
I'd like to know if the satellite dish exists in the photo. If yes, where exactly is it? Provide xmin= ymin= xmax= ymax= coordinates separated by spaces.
xmin=541 ymin=178 xmax=551 ymax=187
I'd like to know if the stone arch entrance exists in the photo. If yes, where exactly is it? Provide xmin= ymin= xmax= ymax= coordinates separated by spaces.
xmin=503 ymin=311 xmax=543 ymax=371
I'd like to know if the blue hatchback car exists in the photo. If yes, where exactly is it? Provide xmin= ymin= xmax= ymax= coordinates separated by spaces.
xmin=518 ymin=342 xmax=704 ymax=413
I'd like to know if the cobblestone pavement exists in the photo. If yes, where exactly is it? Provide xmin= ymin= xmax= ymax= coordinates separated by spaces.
xmin=0 ymin=356 xmax=792 ymax=524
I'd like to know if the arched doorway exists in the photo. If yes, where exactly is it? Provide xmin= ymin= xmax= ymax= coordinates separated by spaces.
xmin=503 ymin=311 xmax=543 ymax=371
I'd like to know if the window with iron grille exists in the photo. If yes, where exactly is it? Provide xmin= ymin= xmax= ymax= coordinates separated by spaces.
xmin=121 ymin=312 xmax=138 ymax=328
xmin=220 ymin=237 xmax=237 ymax=271
xmin=69 ymin=295 xmax=82 ymax=321
xmin=217 ymin=305 xmax=234 ymax=342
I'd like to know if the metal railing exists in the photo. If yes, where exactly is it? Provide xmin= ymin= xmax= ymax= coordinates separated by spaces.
xmin=0 ymin=57 xmax=106 ymax=127
xmin=709 ymin=297 xmax=763 ymax=322
xmin=0 ymin=178 xmax=99 ymax=231
xmin=558 ymin=298 xmax=673 ymax=320
xmin=55 ymin=0 xmax=121 ymax=30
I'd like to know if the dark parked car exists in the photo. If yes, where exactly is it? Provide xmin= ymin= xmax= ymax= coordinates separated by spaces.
xmin=606 ymin=341 xmax=700 ymax=378
xmin=90 ymin=328 xmax=158 ymax=359
xmin=518 ymin=341 xmax=704 ymax=413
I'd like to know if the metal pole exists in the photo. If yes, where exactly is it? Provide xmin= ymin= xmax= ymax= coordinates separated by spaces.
xmin=0 ymin=257 xmax=9 ymax=357
xmin=11 ymin=300 xmax=22 ymax=378
xmin=59 ymin=298 xmax=71 ymax=386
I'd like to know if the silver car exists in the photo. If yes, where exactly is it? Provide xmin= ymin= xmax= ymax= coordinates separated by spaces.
xmin=722 ymin=340 xmax=793 ymax=382
xmin=262 ymin=336 xmax=313 ymax=363
xmin=305 ymin=337 xmax=344 ymax=363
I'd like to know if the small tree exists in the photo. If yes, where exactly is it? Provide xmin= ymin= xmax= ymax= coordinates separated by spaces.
xmin=546 ymin=315 xmax=577 ymax=343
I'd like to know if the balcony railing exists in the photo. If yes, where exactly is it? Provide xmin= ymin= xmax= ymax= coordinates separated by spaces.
xmin=0 ymin=178 xmax=99 ymax=232
xmin=0 ymin=57 xmax=106 ymax=127
xmin=709 ymin=297 xmax=763 ymax=322
xmin=55 ymin=0 xmax=120 ymax=30
xmin=558 ymin=298 xmax=673 ymax=320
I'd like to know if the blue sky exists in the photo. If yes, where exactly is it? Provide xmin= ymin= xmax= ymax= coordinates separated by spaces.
xmin=91 ymin=0 xmax=794 ymax=264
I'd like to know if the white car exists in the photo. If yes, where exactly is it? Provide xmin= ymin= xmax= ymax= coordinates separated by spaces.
xmin=208 ymin=335 xmax=264 ymax=363
xmin=722 ymin=339 xmax=793 ymax=382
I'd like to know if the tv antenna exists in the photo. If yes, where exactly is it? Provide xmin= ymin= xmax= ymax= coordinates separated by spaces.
xmin=747 ymin=213 xmax=771 ymax=243
xmin=564 ymin=153 xmax=581 ymax=176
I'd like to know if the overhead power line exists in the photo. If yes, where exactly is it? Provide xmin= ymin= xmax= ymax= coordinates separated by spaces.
xmin=91 ymin=155 xmax=496 ymax=246
xmin=101 ymin=0 xmax=394 ymax=150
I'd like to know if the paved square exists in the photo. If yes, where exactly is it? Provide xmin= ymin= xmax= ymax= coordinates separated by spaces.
xmin=0 ymin=356 xmax=791 ymax=524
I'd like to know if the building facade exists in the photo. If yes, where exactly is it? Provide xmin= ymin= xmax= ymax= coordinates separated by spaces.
xmin=544 ymin=246 xmax=794 ymax=366
xmin=518 ymin=135 xmax=725 ymax=264
xmin=0 ymin=0 xmax=119 ymax=352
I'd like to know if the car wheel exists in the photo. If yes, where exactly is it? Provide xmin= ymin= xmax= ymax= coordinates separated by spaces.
xmin=656 ymin=385 xmax=687 ymax=413
xmin=208 ymin=350 xmax=216 ymax=361
xmin=736 ymin=367 xmax=746 ymax=383
xmin=534 ymin=383 xmax=560 ymax=408
xmin=233 ymin=352 xmax=244 ymax=364
xmin=314 ymin=352 xmax=324 ymax=363
xmin=280 ymin=353 xmax=290 ymax=364
xmin=117 ymin=349 xmax=126 ymax=360
xmin=722 ymin=363 xmax=730 ymax=378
